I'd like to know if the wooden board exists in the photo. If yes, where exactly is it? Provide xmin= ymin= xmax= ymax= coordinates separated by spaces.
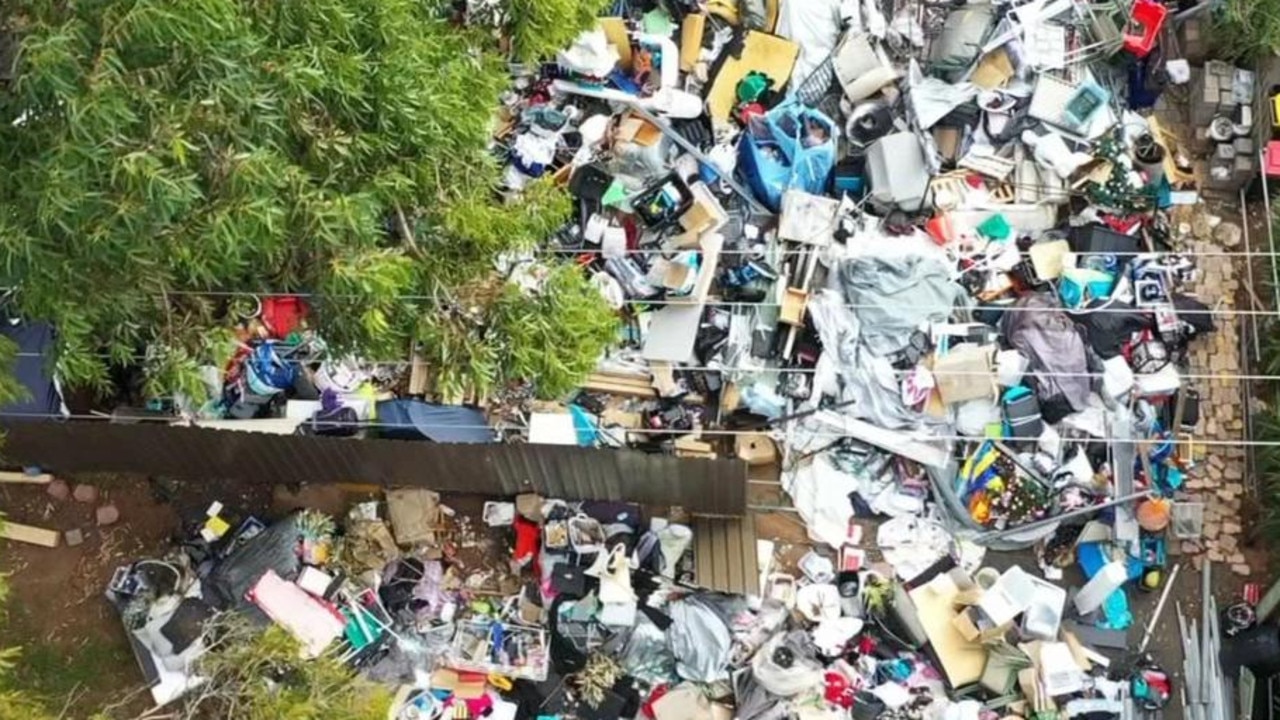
xmin=0 ymin=471 xmax=52 ymax=484
xmin=0 ymin=521 xmax=60 ymax=547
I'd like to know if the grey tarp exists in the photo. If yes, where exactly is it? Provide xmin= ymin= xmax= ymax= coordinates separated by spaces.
xmin=838 ymin=254 xmax=964 ymax=357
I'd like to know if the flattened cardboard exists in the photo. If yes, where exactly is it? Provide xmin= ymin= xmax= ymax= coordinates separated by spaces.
xmin=385 ymin=488 xmax=441 ymax=546
xmin=971 ymin=47 xmax=1015 ymax=90
xmin=908 ymin=581 xmax=986 ymax=686
xmin=932 ymin=344 xmax=995 ymax=404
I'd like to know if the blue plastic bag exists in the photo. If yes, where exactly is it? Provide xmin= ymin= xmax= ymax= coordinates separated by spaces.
xmin=737 ymin=101 xmax=838 ymax=211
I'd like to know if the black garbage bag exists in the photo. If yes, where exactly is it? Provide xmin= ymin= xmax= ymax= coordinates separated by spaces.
xmin=204 ymin=514 xmax=302 ymax=616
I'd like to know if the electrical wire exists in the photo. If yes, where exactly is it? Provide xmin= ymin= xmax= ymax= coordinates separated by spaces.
xmin=8 ymin=350 xmax=1280 ymax=383
xmin=10 ymin=286 xmax=1256 ymax=316
xmin=0 ymin=410 xmax=1258 ymax=446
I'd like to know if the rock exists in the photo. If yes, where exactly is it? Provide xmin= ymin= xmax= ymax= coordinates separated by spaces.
xmin=1217 ymin=488 xmax=1236 ymax=502
xmin=1204 ymin=522 xmax=1221 ymax=538
xmin=1209 ymin=548 xmax=1226 ymax=562
xmin=1208 ymin=465 xmax=1223 ymax=481
xmin=1232 ymin=563 xmax=1252 ymax=576
xmin=72 ymin=483 xmax=98 ymax=503
xmin=64 ymin=528 xmax=83 ymax=547
xmin=1215 ymin=221 xmax=1243 ymax=248
xmin=1231 ymin=552 xmax=1247 ymax=564
xmin=95 ymin=503 xmax=119 ymax=526
xmin=1192 ymin=213 xmax=1213 ymax=239
xmin=1181 ymin=540 xmax=1204 ymax=554
xmin=1223 ymin=521 xmax=1243 ymax=535
xmin=1210 ymin=455 xmax=1226 ymax=469
xmin=1220 ymin=534 xmax=1239 ymax=552
xmin=1225 ymin=466 xmax=1243 ymax=481
xmin=46 ymin=478 xmax=70 ymax=501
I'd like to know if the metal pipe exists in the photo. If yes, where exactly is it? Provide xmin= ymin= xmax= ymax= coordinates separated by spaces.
xmin=627 ymin=103 xmax=770 ymax=214
xmin=1240 ymin=188 xmax=1262 ymax=362
xmin=1140 ymin=563 xmax=1181 ymax=653
xmin=1203 ymin=562 xmax=1213 ymax=703
xmin=1258 ymin=149 xmax=1280 ymax=317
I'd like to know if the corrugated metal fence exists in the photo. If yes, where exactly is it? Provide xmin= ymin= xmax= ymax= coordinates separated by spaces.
xmin=0 ymin=421 xmax=747 ymax=516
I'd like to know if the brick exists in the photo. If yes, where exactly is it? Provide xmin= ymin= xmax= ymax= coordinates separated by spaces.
xmin=72 ymin=484 xmax=98 ymax=503
xmin=95 ymin=503 xmax=119 ymax=526
xmin=46 ymin=478 xmax=70 ymax=501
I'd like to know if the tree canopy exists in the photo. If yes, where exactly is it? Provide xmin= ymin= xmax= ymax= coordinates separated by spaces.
xmin=0 ymin=0 xmax=616 ymax=403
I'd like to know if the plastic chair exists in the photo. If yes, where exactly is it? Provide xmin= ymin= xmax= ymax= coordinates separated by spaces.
xmin=1122 ymin=0 xmax=1167 ymax=58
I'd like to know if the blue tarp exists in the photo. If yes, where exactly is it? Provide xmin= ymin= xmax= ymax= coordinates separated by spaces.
xmin=0 ymin=321 xmax=63 ymax=419
xmin=374 ymin=399 xmax=494 ymax=444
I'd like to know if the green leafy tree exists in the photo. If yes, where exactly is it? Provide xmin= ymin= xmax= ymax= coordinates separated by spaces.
xmin=178 ymin=618 xmax=391 ymax=720
xmin=0 ymin=0 xmax=617 ymax=403
xmin=1211 ymin=0 xmax=1280 ymax=60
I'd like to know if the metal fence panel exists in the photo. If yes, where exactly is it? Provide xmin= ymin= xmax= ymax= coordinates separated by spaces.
xmin=0 ymin=421 xmax=747 ymax=515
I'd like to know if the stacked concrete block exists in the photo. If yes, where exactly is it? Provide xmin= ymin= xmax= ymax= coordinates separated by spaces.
xmin=1178 ymin=18 xmax=1208 ymax=65
xmin=1193 ymin=62 xmax=1259 ymax=192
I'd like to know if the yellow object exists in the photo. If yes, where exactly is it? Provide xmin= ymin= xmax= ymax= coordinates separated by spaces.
xmin=487 ymin=673 xmax=513 ymax=691
xmin=204 ymin=515 xmax=231 ymax=539
xmin=1272 ymin=94 xmax=1280 ymax=129
xmin=706 ymin=0 xmax=739 ymax=24
xmin=598 ymin=18 xmax=633 ymax=70
xmin=706 ymin=31 xmax=799 ymax=122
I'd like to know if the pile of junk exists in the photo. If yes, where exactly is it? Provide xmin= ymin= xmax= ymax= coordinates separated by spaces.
xmin=492 ymin=0 xmax=1239 ymax=469
xmin=105 ymin=481 xmax=1265 ymax=720
xmin=98 ymin=0 xmax=1273 ymax=717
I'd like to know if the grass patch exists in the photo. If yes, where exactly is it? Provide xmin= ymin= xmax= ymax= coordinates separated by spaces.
xmin=3 ymin=603 xmax=137 ymax=713
xmin=13 ymin=637 xmax=132 ymax=701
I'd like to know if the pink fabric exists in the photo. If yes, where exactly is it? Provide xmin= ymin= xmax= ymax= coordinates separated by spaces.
xmin=249 ymin=570 xmax=346 ymax=657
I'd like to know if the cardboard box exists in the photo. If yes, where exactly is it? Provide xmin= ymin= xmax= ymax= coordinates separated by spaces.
xmin=932 ymin=345 xmax=996 ymax=404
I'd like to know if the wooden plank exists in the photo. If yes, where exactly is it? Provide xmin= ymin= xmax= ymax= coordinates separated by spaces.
xmin=0 ymin=521 xmax=60 ymax=547
xmin=0 ymin=471 xmax=52 ymax=484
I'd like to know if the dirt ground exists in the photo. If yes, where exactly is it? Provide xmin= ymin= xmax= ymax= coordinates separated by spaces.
xmin=0 ymin=474 xmax=527 ymax=718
